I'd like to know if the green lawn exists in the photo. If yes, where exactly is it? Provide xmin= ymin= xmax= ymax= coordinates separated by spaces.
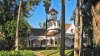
xmin=33 ymin=50 xmax=73 ymax=56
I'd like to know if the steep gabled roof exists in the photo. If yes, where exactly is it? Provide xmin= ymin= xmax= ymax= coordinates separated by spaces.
xmin=31 ymin=28 xmax=60 ymax=36
xmin=31 ymin=28 xmax=46 ymax=36
xmin=48 ymin=8 xmax=58 ymax=14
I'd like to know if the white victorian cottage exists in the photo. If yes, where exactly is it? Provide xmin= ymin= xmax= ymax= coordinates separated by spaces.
xmin=27 ymin=8 xmax=75 ymax=48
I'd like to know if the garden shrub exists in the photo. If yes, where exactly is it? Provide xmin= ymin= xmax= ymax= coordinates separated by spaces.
xmin=0 ymin=50 xmax=34 ymax=56
xmin=27 ymin=47 xmax=57 ymax=50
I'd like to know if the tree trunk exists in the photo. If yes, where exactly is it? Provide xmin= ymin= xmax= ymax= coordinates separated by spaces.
xmin=79 ymin=0 xmax=83 ymax=56
xmin=91 ymin=1 xmax=100 ymax=47
xmin=74 ymin=0 xmax=79 ymax=56
xmin=15 ymin=0 xmax=22 ymax=51
xmin=60 ymin=0 xmax=65 ymax=56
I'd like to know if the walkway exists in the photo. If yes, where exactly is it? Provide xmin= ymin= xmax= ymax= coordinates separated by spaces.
xmin=35 ymin=51 xmax=46 ymax=56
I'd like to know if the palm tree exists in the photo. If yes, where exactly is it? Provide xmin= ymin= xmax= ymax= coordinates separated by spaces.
xmin=15 ymin=0 xmax=22 ymax=51
xmin=90 ymin=0 xmax=100 ymax=56
xmin=43 ymin=0 xmax=51 ymax=49
xmin=60 ymin=0 xmax=65 ymax=56
xmin=91 ymin=0 xmax=100 ymax=47
xmin=79 ymin=0 xmax=83 ymax=56
xmin=43 ymin=0 xmax=51 ymax=14
xmin=74 ymin=0 xmax=79 ymax=56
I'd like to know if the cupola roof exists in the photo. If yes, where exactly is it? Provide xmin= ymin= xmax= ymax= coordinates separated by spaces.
xmin=48 ymin=8 xmax=58 ymax=14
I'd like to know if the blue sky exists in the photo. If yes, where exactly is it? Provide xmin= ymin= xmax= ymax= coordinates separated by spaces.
xmin=28 ymin=0 xmax=76 ymax=28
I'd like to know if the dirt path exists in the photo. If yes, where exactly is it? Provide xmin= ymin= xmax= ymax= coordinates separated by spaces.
xmin=35 ymin=51 xmax=46 ymax=56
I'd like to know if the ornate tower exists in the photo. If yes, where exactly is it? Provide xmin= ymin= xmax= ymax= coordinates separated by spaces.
xmin=47 ymin=8 xmax=60 ymax=30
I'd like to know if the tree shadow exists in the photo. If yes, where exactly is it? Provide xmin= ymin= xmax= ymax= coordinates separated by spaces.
xmin=83 ymin=47 xmax=100 ymax=56
xmin=65 ymin=50 xmax=74 ymax=56
xmin=65 ymin=47 xmax=100 ymax=56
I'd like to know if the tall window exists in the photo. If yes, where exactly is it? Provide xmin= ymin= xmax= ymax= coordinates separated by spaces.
xmin=54 ymin=22 xmax=56 ymax=26
xmin=31 ymin=40 xmax=33 ymax=47
xmin=50 ymin=39 xmax=53 ymax=44
xmin=29 ymin=40 xmax=30 ymax=47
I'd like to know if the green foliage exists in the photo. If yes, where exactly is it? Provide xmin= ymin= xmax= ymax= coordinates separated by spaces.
xmin=0 ymin=0 xmax=42 ymax=21
xmin=0 ymin=50 xmax=35 ymax=56
xmin=70 ymin=9 xmax=76 ymax=21
xmin=0 ymin=0 xmax=42 ymax=50
xmin=43 ymin=0 xmax=51 ymax=14
xmin=27 ymin=47 xmax=57 ymax=50
xmin=70 ymin=1 xmax=94 ymax=47
xmin=3 ymin=19 xmax=31 ymax=50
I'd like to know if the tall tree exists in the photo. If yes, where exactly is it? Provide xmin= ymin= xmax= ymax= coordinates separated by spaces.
xmin=71 ymin=0 xmax=94 ymax=48
xmin=15 ymin=0 xmax=22 ymax=51
xmin=82 ymin=0 xmax=93 ymax=48
xmin=60 ymin=0 xmax=65 ymax=56
xmin=0 ymin=0 xmax=41 ymax=50
xmin=79 ymin=0 xmax=83 ymax=56
xmin=91 ymin=0 xmax=100 ymax=47
xmin=90 ymin=0 xmax=100 ymax=55
xmin=43 ymin=0 xmax=51 ymax=49
xmin=74 ymin=0 xmax=79 ymax=56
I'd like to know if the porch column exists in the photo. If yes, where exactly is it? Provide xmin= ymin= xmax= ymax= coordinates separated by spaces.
xmin=53 ymin=39 xmax=55 ymax=47
xmin=48 ymin=39 xmax=50 ymax=46
xmin=27 ymin=38 xmax=29 ymax=47
xmin=40 ymin=40 xmax=42 ymax=47
xmin=29 ymin=40 xmax=31 ymax=47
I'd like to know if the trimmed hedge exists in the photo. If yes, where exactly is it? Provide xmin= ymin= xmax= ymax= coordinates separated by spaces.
xmin=0 ymin=50 xmax=35 ymax=56
xmin=27 ymin=47 xmax=57 ymax=50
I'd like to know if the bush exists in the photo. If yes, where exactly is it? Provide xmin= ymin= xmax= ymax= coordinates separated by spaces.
xmin=27 ymin=47 xmax=57 ymax=50
xmin=0 ymin=50 xmax=35 ymax=56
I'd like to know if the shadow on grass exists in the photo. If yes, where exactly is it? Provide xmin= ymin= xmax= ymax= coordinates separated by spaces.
xmin=67 ymin=47 xmax=100 ymax=56
xmin=65 ymin=49 xmax=96 ymax=56
xmin=65 ymin=50 xmax=74 ymax=56
xmin=83 ymin=47 xmax=100 ymax=56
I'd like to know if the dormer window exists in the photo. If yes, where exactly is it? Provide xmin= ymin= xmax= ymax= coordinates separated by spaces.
xmin=51 ymin=13 xmax=55 ymax=15
xmin=71 ymin=29 xmax=74 ymax=33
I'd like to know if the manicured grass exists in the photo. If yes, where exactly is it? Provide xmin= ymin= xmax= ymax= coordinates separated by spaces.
xmin=33 ymin=50 xmax=73 ymax=56
xmin=0 ymin=50 xmax=35 ymax=56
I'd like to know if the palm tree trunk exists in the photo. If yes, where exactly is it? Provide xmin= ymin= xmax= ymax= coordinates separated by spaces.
xmin=91 ymin=1 xmax=100 ymax=56
xmin=15 ymin=0 xmax=22 ymax=51
xmin=91 ymin=1 xmax=100 ymax=47
xmin=74 ymin=0 xmax=79 ymax=56
xmin=79 ymin=0 xmax=83 ymax=56
xmin=60 ymin=0 xmax=65 ymax=56
xmin=46 ymin=15 xmax=48 ymax=49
